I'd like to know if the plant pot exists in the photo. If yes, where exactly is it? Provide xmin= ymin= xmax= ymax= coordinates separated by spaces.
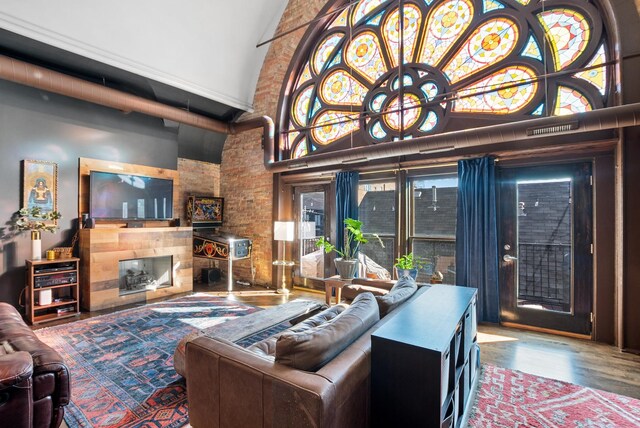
xmin=334 ymin=258 xmax=359 ymax=279
xmin=31 ymin=230 xmax=42 ymax=261
xmin=395 ymin=267 xmax=419 ymax=280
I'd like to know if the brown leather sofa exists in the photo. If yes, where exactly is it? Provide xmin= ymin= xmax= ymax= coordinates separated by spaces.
xmin=0 ymin=302 xmax=70 ymax=428
xmin=340 ymin=277 xmax=396 ymax=301
xmin=186 ymin=284 xmax=425 ymax=428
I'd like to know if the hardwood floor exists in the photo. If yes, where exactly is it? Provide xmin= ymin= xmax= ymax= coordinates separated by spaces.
xmin=37 ymin=282 xmax=640 ymax=417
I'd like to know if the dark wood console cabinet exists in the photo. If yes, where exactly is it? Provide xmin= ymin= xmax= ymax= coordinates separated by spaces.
xmin=372 ymin=285 xmax=479 ymax=428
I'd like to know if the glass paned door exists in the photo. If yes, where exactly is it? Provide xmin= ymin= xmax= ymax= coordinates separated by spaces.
xmin=499 ymin=163 xmax=592 ymax=335
xmin=298 ymin=190 xmax=326 ymax=279
xmin=516 ymin=178 xmax=572 ymax=312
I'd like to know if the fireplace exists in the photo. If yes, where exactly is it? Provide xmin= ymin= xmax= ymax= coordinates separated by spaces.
xmin=119 ymin=256 xmax=173 ymax=296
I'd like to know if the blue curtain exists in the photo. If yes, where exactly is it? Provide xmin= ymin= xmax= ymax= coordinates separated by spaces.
xmin=335 ymin=171 xmax=359 ymax=254
xmin=455 ymin=157 xmax=500 ymax=323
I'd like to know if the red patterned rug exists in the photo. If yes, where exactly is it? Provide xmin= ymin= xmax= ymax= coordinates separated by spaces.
xmin=35 ymin=294 xmax=268 ymax=428
xmin=469 ymin=365 xmax=640 ymax=427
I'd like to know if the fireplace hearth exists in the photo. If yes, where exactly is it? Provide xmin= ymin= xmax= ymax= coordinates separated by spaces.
xmin=119 ymin=256 xmax=172 ymax=296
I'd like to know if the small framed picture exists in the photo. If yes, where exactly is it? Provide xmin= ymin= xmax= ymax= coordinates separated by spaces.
xmin=22 ymin=160 xmax=58 ymax=224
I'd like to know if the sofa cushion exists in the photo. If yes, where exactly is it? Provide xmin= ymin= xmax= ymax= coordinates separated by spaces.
xmin=275 ymin=292 xmax=379 ymax=371
xmin=247 ymin=305 xmax=346 ymax=357
xmin=376 ymin=275 xmax=418 ymax=317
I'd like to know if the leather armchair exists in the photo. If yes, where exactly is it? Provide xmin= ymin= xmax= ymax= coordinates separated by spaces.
xmin=0 ymin=302 xmax=70 ymax=428
xmin=341 ymin=278 xmax=396 ymax=301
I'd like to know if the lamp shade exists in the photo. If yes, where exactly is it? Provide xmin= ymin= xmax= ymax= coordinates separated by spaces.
xmin=274 ymin=221 xmax=295 ymax=242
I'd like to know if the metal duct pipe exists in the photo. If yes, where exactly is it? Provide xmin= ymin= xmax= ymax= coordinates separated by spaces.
xmin=266 ymin=103 xmax=640 ymax=172
xmin=229 ymin=115 xmax=275 ymax=165
xmin=0 ymin=54 xmax=275 ymax=146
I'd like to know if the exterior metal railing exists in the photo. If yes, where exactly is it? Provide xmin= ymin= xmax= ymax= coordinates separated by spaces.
xmin=517 ymin=242 xmax=571 ymax=311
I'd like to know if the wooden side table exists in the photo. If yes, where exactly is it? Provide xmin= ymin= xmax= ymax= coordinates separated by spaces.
xmin=323 ymin=275 xmax=352 ymax=305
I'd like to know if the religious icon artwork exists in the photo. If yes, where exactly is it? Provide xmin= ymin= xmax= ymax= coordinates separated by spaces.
xmin=280 ymin=0 xmax=609 ymax=160
xmin=22 ymin=160 xmax=58 ymax=223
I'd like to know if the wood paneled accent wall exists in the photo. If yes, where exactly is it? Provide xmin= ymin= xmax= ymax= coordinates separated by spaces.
xmin=79 ymin=227 xmax=193 ymax=311
xmin=78 ymin=157 xmax=180 ymax=225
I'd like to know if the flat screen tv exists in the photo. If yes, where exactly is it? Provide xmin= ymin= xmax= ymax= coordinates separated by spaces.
xmin=90 ymin=171 xmax=174 ymax=220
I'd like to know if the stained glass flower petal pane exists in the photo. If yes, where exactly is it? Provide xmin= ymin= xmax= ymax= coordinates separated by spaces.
xmin=521 ymin=34 xmax=543 ymax=61
xmin=371 ymin=121 xmax=387 ymax=139
xmin=419 ymin=0 xmax=474 ymax=66
xmin=313 ymin=33 xmax=344 ymax=74
xmin=538 ymin=9 xmax=590 ymax=70
xmin=531 ymin=104 xmax=544 ymax=115
xmin=295 ymin=62 xmax=313 ymax=90
xmin=292 ymin=139 xmax=308 ymax=159
xmin=346 ymin=31 xmax=388 ymax=83
xmin=419 ymin=111 xmax=438 ymax=132
xmin=574 ymin=44 xmax=606 ymax=95
xmin=514 ymin=0 xmax=530 ymax=5
xmin=421 ymin=82 xmax=439 ymax=101
xmin=383 ymin=94 xmax=422 ymax=130
xmin=293 ymin=86 xmax=314 ymax=126
xmin=321 ymin=70 xmax=369 ymax=106
xmin=312 ymin=111 xmax=360 ymax=145
xmin=353 ymin=0 xmax=388 ymax=25
xmin=371 ymin=94 xmax=387 ymax=112
xmin=383 ymin=5 xmax=422 ymax=67
xmin=329 ymin=7 xmax=349 ymax=29
xmin=454 ymin=66 xmax=537 ymax=114
xmin=554 ymin=86 xmax=592 ymax=116
xmin=483 ymin=0 xmax=505 ymax=13
xmin=444 ymin=17 xmax=519 ymax=84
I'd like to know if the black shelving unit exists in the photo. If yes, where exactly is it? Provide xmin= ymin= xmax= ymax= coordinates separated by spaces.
xmin=371 ymin=285 xmax=479 ymax=428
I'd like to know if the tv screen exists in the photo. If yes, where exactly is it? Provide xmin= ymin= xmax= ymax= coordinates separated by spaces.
xmin=90 ymin=171 xmax=174 ymax=220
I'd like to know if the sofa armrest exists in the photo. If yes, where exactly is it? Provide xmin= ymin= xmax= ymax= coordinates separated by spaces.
xmin=186 ymin=335 xmax=337 ymax=428
xmin=0 ymin=352 xmax=33 ymax=390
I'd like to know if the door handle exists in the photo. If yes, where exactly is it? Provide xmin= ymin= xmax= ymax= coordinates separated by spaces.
xmin=503 ymin=254 xmax=518 ymax=262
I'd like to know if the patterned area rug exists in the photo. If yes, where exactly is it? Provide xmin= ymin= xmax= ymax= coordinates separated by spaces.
xmin=35 ymin=294 xmax=275 ymax=428
xmin=469 ymin=365 xmax=640 ymax=427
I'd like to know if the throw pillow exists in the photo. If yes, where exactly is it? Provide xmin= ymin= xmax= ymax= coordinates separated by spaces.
xmin=247 ymin=305 xmax=346 ymax=357
xmin=376 ymin=275 xmax=418 ymax=317
xmin=275 ymin=292 xmax=379 ymax=371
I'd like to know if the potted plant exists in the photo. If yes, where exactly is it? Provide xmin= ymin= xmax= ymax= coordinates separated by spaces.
xmin=14 ymin=206 xmax=62 ymax=260
xmin=316 ymin=218 xmax=383 ymax=279
xmin=394 ymin=252 xmax=425 ymax=280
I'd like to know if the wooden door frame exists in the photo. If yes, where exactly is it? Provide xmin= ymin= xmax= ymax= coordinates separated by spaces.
xmin=497 ymin=162 xmax=593 ymax=336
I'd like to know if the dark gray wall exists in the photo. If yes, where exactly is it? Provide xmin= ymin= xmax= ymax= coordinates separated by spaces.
xmin=0 ymin=79 xmax=179 ymax=307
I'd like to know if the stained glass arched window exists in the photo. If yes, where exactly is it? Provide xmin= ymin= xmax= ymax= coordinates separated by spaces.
xmin=279 ymin=0 xmax=609 ymax=160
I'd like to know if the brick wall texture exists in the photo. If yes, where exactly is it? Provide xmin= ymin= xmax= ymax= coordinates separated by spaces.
xmin=177 ymin=157 xmax=221 ymax=280
xmin=220 ymin=0 xmax=327 ymax=286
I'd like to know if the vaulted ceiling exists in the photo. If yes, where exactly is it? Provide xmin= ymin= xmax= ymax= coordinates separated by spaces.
xmin=0 ymin=0 xmax=289 ymax=161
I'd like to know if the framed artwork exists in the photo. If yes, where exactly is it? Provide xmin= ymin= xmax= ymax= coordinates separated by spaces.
xmin=187 ymin=196 xmax=224 ymax=228
xmin=22 ymin=160 xmax=58 ymax=223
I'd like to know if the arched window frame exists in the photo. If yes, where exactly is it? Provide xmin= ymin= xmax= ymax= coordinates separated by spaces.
xmin=276 ymin=0 xmax=612 ymax=161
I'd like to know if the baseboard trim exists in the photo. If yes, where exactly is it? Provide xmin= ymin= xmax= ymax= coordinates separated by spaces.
xmin=501 ymin=322 xmax=592 ymax=340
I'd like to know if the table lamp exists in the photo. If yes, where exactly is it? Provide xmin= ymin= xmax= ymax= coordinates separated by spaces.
xmin=273 ymin=221 xmax=295 ymax=294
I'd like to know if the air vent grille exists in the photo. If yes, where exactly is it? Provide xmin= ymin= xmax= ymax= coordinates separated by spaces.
xmin=526 ymin=121 xmax=579 ymax=136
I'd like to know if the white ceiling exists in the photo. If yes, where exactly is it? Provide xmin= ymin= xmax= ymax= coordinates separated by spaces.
xmin=0 ymin=0 xmax=289 ymax=112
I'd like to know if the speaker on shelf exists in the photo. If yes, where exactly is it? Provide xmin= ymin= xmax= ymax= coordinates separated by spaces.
xmin=173 ymin=218 xmax=181 ymax=227
xmin=127 ymin=221 xmax=144 ymax=228
xmin=85 ymin=217 xmax=96 ymax=229
xmin=202 ymin=268 xmax=221 ymax=284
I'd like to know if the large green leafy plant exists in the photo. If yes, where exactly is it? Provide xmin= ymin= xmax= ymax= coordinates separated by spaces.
xmin=316 ymin=218 xmax=383 ymax=260
xmin=14 ymin=206 xmax=61 ymax=233
xmin=394 ymin=252 xmax=426 ymax=270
